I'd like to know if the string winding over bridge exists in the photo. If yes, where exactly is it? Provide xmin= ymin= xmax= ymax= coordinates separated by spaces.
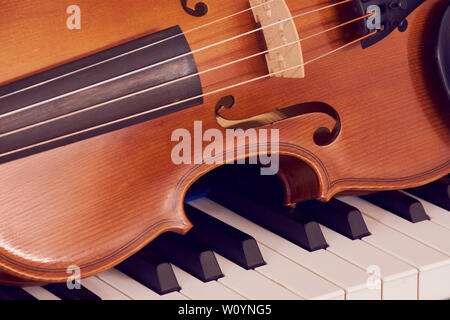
xmin=250 ymin=0 xmax=305 ymax=78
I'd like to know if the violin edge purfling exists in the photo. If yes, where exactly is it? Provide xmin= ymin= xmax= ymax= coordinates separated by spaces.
xmin=0 ymin=0 xmax=448 ymax=283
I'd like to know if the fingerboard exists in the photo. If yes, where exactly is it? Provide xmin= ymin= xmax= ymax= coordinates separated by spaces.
xmin=0 ymin=26 xmax=203 ymax=164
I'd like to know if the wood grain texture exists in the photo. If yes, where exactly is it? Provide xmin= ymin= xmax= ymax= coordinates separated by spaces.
xmin=0 ymin=0 xmax=448 ymax=283
xmin=249 ymin=0 xmax=306 ymax=78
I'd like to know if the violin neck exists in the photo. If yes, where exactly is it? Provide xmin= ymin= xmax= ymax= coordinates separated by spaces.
xmin=0 ymin=26 xmax=203 ymax=164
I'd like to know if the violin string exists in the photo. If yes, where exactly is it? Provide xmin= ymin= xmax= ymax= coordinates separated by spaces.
xmin=0 ymin=0 xmax=278 ymax=101
xmin=0 ymin=0 xmax=353 ymax=119
xmin=0 ymin=30 xmax=377 ymax=159
xmin=0 ymin=12 xmax=373 ymax=139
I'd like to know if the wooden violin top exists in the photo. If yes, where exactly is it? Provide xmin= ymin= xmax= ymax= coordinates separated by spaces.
xmin=0 ymin=0 xmax=448 ymax=283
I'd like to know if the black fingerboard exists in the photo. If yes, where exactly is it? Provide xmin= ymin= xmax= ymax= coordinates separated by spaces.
xmin=0 ymin=25 xmax=203 ymax=164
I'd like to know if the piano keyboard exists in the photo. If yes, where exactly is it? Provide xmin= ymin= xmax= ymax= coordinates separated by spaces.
xmin=1 ymin=179 xmax=449 ymax=300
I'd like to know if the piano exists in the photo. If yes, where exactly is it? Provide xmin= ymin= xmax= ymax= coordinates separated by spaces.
xmin=0 ymin=173 xmax=449 ymax=300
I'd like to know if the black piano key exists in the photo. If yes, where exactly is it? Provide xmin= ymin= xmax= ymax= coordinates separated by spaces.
xmin=294 ymin=199 xmax=371 ymax=240
xmin=361 ymin=191 xmax=430 ymax=223
xmin=0 ymin=286 xmax=36 ymax=300
xmin=208 ymin=187 xmax=328 ymax=252
xmin=407 ymin=180 xmax=450 ymax=211
xmin=185 ymin=204 xmax=265 ymax=269
xmin=116 ymin=250 xmax=180 ymax=295
xmin=147 ymin=232 xmax=223 ymax=282
xmin=0 ymin=288 xmax=13 ymax=300
xmin=43 ymin=283 xmax=101 ymax=300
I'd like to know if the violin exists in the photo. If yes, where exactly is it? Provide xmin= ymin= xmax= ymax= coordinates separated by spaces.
xmin=0 ymin=0 xmax=448 ymax=284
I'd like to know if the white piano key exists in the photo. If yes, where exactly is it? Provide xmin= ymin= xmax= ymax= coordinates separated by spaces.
xmin=256 ymin=244 xmax=344 ymax=300
xmin=22 ymin=286 xmax=60 ymax=300
xmin=355 ymin=214 xmax=450 ymax=300
xmin=172 ymin=264 xmax=244 ymax=300
xmin=189 ymin=198 xmax=381 ymax=300
xmin=215 ymin=254 xmax=302 ymax=300
xmin=339 ymin=196 xmax=450 ymax=256
xmin=403 ymin=191 xmax=450 ymax=230
xmin=320 ymin=225 xmax=418 ymax=300
xmin=82 ymin=276 xmax=130 ymax=300
xmin=96 ymin=268 xmax=187 ymax=300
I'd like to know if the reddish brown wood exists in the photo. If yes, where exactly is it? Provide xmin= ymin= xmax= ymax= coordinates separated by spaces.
xmin=0 ymin=272 xmax=45 ymax=287
xmin=0 ymin=0 xmax=448 ymax=283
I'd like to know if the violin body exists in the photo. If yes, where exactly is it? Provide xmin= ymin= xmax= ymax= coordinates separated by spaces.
xmin=0 ymin=0 xmax=448 ymax=283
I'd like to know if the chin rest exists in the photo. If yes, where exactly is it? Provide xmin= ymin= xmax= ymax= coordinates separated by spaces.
xmin=436 ymin=4 xmax=450 ymax=101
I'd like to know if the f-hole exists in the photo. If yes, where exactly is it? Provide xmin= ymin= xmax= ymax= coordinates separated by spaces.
xmin=215 ymin=96 xmax=341 ymax=147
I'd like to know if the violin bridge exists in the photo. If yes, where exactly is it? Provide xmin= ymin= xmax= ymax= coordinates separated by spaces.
xmin=250 ymin=0 xmax=305 ymax=78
